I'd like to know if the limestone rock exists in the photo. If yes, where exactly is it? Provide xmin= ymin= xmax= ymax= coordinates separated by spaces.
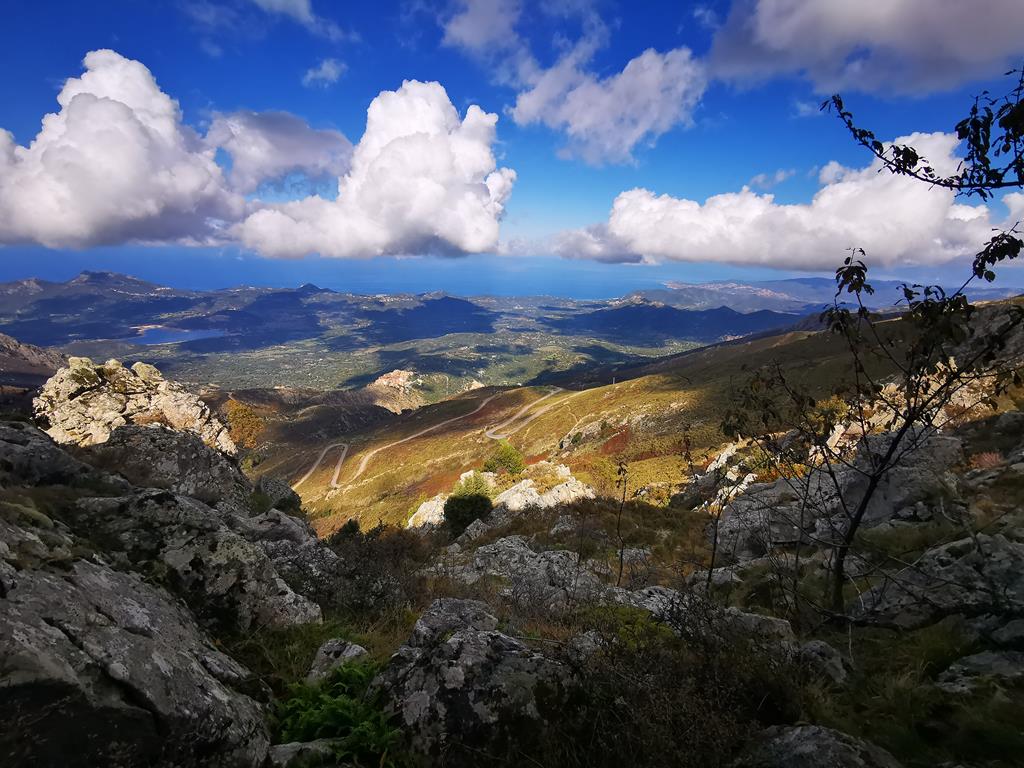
xmin=269 ymin=739 xmax=341 ymax=767
xmin=83 ymin=425 xmax=251 ymax=506
xmin=373 ymin=599 xmax=573 ymax=763
xmin=256 ymin=474 xmax=302 ymax=513
xmin=66 ymin=491 xmax=322 ymax=632
xmin=936 ymin=650 xmax=1024 ymax=694
xmin=0 ymin=420 xmax=114 ymax=488
xmin=1 ymin=516 xmax=269 ymax=768
xmin=733 ymin=725 xmax=904 ymax=767
xmin=407 ymin=598 xmax=499 ymax=647
xmin=854 ymin=534 xmax=1024 ymax=629
xmin=492 ymin=474 xmax=595 ymax=515
xmin=444 ymin=535 xmax=604 ymax=607
xmin=34 ymin=357 xmax=235 ymax=453
xmin=408 ymin=494 xmax=447 ymax=528
xmin=306 ymin=639 xmax=368 ymax=683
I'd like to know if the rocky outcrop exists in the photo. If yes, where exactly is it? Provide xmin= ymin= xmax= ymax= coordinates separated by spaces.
xmin=373 ymin=599 xmax=573 ymax=763
xmin=733 ymin=725 xmax=904 ymax=768
xmin=34 ymin=357 xmax=235 ymax=453
xmin=718 ymin=432 xmax=964 ymax=562
xmin=442 ymin=535 xmax=605 ymax=607
xmin=68 ymin=491 xmax=322 ymax=632
xmin=408 ymin=494 xmax=447 ymax=528
xmin=492 ymin=468 xmax=595 ymax=515
xmin=0 ymin=420 xmax=117 ymax=488
xmin=306 ymin=639 xmax=368 ymax=683
xmin=854 ymin=534 xmax=1024 ymax=629
xmin=83 ymin=425 xmax=251 ymax=507
xmin=1 ymin=487 xmax=269 ymax=767
xmin=936 ymin=650 xmax=1024 ymax=694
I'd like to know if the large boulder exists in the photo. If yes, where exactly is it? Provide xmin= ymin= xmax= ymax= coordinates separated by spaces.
xmin=372 ymin=599 xmax=574 ymax=763
xmin=0 ymin=510 xmax=269 ymax=767
xmin=854 ymin=534 xmax=1024 ymax=629
xmin=0 ymin=420 xmax=114 ymax=489
xmin=491 ymin=473 xmax=595 ymax=516
xmin=718 ymin=432 xmax=963 ymax=562
xmin=408 ymin=494 xmax=447 ymax=528
xmin=65 ymin=491 xmax=322 ymax=632
xmin=733 ymin=725 xmax=903 ymax=768
xmin=83 ymin=425 xmax=252 ymax=507
xmin=34 ymin=358 xmax=235 ymax=454
xmin=443 ymin=535 xmax=605 ymax=607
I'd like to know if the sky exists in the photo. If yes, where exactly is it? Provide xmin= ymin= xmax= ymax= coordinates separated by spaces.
xmin=1 ymin=0 xmax=1024 ymax=296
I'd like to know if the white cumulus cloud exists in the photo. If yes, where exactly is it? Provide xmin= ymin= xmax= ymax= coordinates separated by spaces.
xmin=205 ymin=110 xmax=353 ymax=193
xmin=0 ymin=49 xmax=243 ymax=249
xmin=235 ymin=80 xmax=516 ymax=258
xmin=511 ymin=46 xmax=707 ymax=164
xmin=555 ymin=132 xmax=998 ymax=270
xmin=302 ymin=58 xmax=347 ymax=88
xmin=711 ymin=0 xmax=1024 ymax=93
xmin=442 ymin=0 xmax=522 ymax=54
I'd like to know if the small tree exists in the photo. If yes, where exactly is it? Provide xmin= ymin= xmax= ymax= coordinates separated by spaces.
xmin=483 ymin=440 xmax=526 ymax=475
xmin=722 ymin=69 xmax=1024 ymax=619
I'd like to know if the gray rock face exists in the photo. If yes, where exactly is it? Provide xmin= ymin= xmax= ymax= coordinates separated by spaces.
xmin=233 ymin=508 xmax=342 ymax=608
xmin=719 ymin=432 xmax=963 ymax=562
xmin=67 ymin=491 xmax=322 ymax=632
xmin=936 ymin=650 xmax=1024 ymax=694
xmin=1 ymin=513 xmax=269 ymax=767
xmin=269 ymin=739 xmax=341 ymax=767
xmin=0 ymin=420 xmax=110 ymax=488
xmin=257 ymin=475 xmax=302 ymax=513
xmin=855 ymin=534 xmax=1024 ymax=629
xmin=306 ymin=639 xmax=368 ymax=683
xmin=733 ymin=725 xmax=904 ymax=768
xmin=373 ymin=599 xmax=573 ymax=762
xmin=83 ymin=424 xmax=252 ymax=506
xmin=34 ymin=357 xmax=235 ymax=453
xmin=444 ymin=535 xmax=604 ymax=607
xmin=407 ymin=598 xmax=499 ymax=647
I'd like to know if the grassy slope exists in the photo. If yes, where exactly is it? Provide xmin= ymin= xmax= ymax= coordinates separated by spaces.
xmin=272 ymin=324 xmax=905 ymax=533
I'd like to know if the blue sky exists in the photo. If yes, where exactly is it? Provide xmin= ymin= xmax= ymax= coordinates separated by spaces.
xmin=1 ymin=1 xmax=1023 ymax=296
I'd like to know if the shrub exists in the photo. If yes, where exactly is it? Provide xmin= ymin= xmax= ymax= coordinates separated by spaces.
xmin=452 ymin=471 xmax=493 ymax=498
xmin=443 ymin=493 xmax=492 ymax=536
xmin=540 ymin=597 xmax=801 ymax=768
xmin=225 ymin=399 xmax=265 ymax=448
xmin=273 ymin=661 xmax=412 ymax=767
xmin=969 ymin=451 xmax=1004 ymax=470
xmin=326 ymin=523 xmax=436 ymax=617
xmin=483 ymin=441 xmax=525 ymax=475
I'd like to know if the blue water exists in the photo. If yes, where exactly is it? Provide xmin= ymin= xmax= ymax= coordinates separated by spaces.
xmin=133 ymin=327 xmax=227 ymax=345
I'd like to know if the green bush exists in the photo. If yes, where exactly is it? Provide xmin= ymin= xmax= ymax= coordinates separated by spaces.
xmin=273 ymin=661 xmax=411 ymax=767
xmin=443 ymin=493 xmax=492 ymax=536
xmin=482 ymin=441 xmax=526 ymax=475
xmin=452 ymin=471 xmax=493 ymax=498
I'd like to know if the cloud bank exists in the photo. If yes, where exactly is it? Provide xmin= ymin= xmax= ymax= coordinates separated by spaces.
xmin=205 ymin=110 xmax=353 ymax=193
xmin=234 ymin=80 xmax=516 ymax=258
xmin=555 ymin=132 xmax=997 ymax=270
xmin=0 ymin=50 xmax=243 ymax=248
xmin=710 ymin=0 xmax=1024 ymax=93
xmin=0 ymin=51 xmax=515 ymax=260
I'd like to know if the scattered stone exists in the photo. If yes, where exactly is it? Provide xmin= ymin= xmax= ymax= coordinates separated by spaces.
xmin=992 ymin=619 xmax=1024 ymax=647
xmin=306 ymin=639 xmax=368 ymax=683
xmin=733 ymin=725 xmax=904 ymax=767
xmin=407 ymin=598 xmax=499 ymax=647
xmin=798 ymin=639 xmax=850 ymax=685
xmin=269 ymin=739 xmax=342 ymax=767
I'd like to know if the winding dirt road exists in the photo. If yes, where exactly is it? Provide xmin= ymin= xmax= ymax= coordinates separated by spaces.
xmin=292 ymin=385 xmax=585 ymax=493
